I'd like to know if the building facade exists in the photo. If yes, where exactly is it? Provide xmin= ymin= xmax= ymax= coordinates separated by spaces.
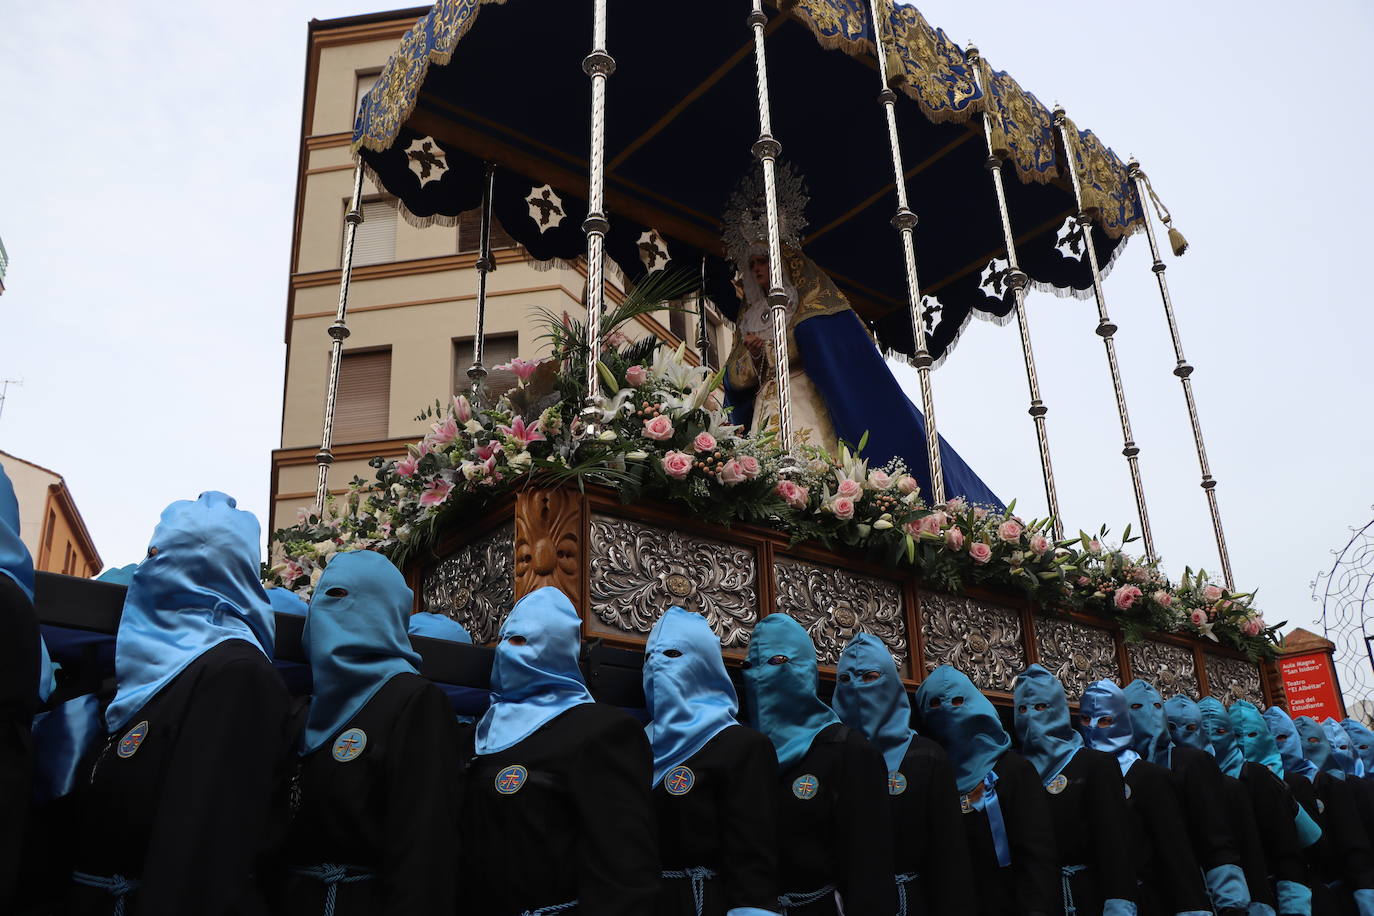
xmin=271 ymin=8 xmax=723 ymax=531
xmin=0 ymin=451 xmax=102 ymax=578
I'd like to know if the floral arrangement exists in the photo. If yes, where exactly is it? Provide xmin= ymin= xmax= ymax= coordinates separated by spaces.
xmin=267 ymin=276 xmax=1278 ymax=659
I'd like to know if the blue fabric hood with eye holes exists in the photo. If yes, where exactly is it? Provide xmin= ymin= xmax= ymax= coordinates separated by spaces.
xmin=0 ymin=461 xmax=35 ymax=603
xmin=301 ymin=550 xmax=422 ymax=754
xmin=474 ymin=586 xmax=594 ymax=756
xmin=267 ymin=587 xmax=308 ymax=617
xmin=1229 ymin=700 xmax=1284 ymax=778
xmin=106 ymin=492 xmax=275 ymax=732
xmin=1012 ymin=664 xmax=1083 ymax=784
xmin=1342 ymin=719 xmax=1374 ymax=775
xmin=1265 ymin=707 xmax=1318 ymax=781
xmin=406 ymin=611 xmax=474 ymax=642
xmin=643 ymin=606 xmax=740 ymax=786
xmin=1163 ymin=695 xmax=1212 ymax=755
xmin=742 ymin=613 xmax=839 ymax=770
xmin=1198 ymin=697 xmax=1245 ymax=777
xmin=1295 ymin=715 xmax=1335 ymax=777
xmin=915 ymin=664 xmax=1011 ymax=794
xmin=1123 ymin=680 xmax=1172 ymax=766
xmin=1323 ymin=717 xmax=1361 ymax=778
xmin=832 ymin=631 xmax=914 ymax=773
xmin=1079 ymin=679 xmax=1141 ymax=777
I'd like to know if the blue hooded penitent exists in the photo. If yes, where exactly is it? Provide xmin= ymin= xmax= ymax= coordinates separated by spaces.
xmin=1295 ymin=716 xmax=1335 ymax=777
xmin=1164 ymin=695 xmax=1212 ymax=754
xmin=742 ymin=613 xmax=839 ymax=770
xmin=915 ymin=665 xmax=1011 ymax=794
xmin=1323 ymin=717 xmax=1361 ymax=778
xmin=1079 ymin=680 xmax=1140 ymax=777
xmin=1265 ymin=707 xmax=1318 ymax=782
xmin=301 ymin=550 xmax=422 ymax=753
xmin=1230 ymin=701 xmax=1284 ymax=778
xmin=1012 ymin=664 xmax=1082 ymax=784
xmin=474 ymin=586 xmax=594 ymax=755
xmin=407 ymin=611 xmax=473 ymax=642
xmin=0 ymin=462 xmax=35 ymax=603
xmin=643 ymin=607 xmax=740 ymax=786
xmin=96 ymin=564 xmax=140 ymax=586
xmin=1198 ymin=697 xmax=1244 ymax=778
xmin=267 ymin=587 xmax=308 ymax=617
xmin=1123 ymin=680 xmax=1172 ymax=766
xmin=832 ymin=632 xmax=914 ymax=773
xmin=1342 ymin=719 xmax=1374 ymax=775
xmin=106 ymin=492 xmax=275 ymax=732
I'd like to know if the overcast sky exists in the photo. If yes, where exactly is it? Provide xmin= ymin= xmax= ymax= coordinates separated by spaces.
xmin=2 ymin=2 xmax=1370 ymax=680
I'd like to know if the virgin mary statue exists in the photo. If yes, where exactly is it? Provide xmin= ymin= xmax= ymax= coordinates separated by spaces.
xmin=720 ymin=164 xmax=1002 ymax=508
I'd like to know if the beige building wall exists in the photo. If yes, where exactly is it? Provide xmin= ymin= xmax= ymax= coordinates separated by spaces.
xmin=0 ymin=451 xmax=102 ymax=577
xmin=272 ymin=11 xmax=725 ymax=532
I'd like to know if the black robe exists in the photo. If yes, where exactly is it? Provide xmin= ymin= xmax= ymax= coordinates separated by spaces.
xmin=0 ymin=575 xmax=40 ymax=911
xmin=1293 ymin=772 xmax=1374 ymax=914
xmin=65 ymin=639 xmax=293 ymax=916
xmin=1168 ymin=744 xmax=1245 ymax=913
xmin=1221 ymin=770 xmax=1277 ymax=911
xmin=458 ymin=702 xmax=660 ymax=916
xmin=1124 ymin=758 xmax=1211 ymax=916
xmin=652 ymin=723 xmax=779 ymax=916
xmin=774 ymin=723 xmax=894 ymax=916
xmin=1349 ymin=776 xmax=1374 ymax=840
xmin=1042 ymin=748 xmax=1137 ymax=915
xmin=963 ymin=750 xmax=1058 ymax=916
xmin=277 ymin=673 xmax=462 ymax=916
xmin=1235 ymin=762 xmax=1310 ymax=916
xmin=889 ymin=735 xmax=973 ymax=916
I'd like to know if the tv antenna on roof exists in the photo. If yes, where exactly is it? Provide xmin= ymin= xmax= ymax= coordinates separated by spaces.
xmin=0 ymin=378 xmax=22 ymax=423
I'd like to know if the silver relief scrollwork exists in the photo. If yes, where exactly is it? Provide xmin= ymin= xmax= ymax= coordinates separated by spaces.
xmin=420 ymin=522 xmax=514 ymax=644
xmin=920 ymin=592 xmax=1025 ymax=691
xmin=588 ymin=515 xmax=758 ymax=647
xmin=1205 ymin=655 xmax=1264 ymax=707
xmin=1033 ymin=616 xmax=1120 ymax=697
xmin=1126 ymin=640 xmax=1199 ymax=699
xmin=772 ymin=557 xmax=906 ymax=667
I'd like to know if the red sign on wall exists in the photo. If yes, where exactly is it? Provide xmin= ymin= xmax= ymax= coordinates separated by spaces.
xmin=1279 ymin=652 xmax=1345 ymax=721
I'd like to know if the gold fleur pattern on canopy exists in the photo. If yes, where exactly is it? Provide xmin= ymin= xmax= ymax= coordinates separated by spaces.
xmin=979 ymin=61 xmax=1058 ymax=183
xmin=790 ymin=0 xmax=870 ymax=51
xmin=1059 ymin=117 xmax=1144 ymax=239
xmin=884 ymin=3 xmax=979 ymax=123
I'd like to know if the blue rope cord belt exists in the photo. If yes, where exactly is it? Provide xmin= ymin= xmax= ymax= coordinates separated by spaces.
xmin=662 ymin=865 xmax=718 ymax=916
xmin=517 ymin=900 xmax=578 ymax=916
xmin=895 ymin=871 xmax=920 ymax=916
xmin=1059 ymin=864 xmax=1087 ymax=916
xmin=291 ymin=862 xmax=377 ymax=916
xmin=778 ymin=882 xmax=837 ymax=915
xmin=72 ymin=871 xmax=140 ymax=916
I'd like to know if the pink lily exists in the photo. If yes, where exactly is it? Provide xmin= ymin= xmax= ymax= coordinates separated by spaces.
xmin=495 ymin=357 xmax=545 ymax=383
xmin=497 ymin=416 xmax=546 ymax=449
xmin=419 ymin=477 xmax=454 ymax=508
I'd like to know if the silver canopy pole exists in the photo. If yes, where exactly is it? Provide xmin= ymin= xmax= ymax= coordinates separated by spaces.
xmin=866 ymin=0 xmax=945 ymax=505
xmin=1053 ymin=107 xmax=1155 ymax=560
xmin=580 ymin=0 xmax=614 ymax=434
xmin=467 ymin=162 xmax=496 ymax=404
xmin=314 ymin=161 xmax=366 ymax=514
xmin=696 ymin=256 xmax=710 ymax=366
xmin=1129 ymin=157 xmax=1233 ymax=586
xmin=967 ymin=47 xmax=1062 ymax=538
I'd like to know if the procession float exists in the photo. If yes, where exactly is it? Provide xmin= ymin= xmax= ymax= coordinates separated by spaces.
xmin=41 ymin=0 xmax=1286 ymax=713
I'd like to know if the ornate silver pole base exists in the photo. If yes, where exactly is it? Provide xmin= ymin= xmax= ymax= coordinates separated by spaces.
xmin=867 ymin=0 xmax=945 ymax=505
xmin=314 ymin=161 xmax=366 ymax=514
xmin=467 ymin=163 xmax=496 ymax=406
xmin=1129 ymin=158 xmax=1233 ymax=586
xmin=1054 ymin=108 xmax=1155 ymax=561
xmin=580 ymin=0 xmax=614 ymax=440
xmin=968 ymin=47 xmax=1062 ymax=537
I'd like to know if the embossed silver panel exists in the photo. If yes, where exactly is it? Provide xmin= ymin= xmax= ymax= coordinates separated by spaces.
xmin=1126 ymin=640 xmax=1199 ymax=699
xmin=1205 ymin=655 xmax=1265 ymax=707
xmin=420 ymin=522 xmax=515 ymax=645
xmin=1034 ymin=616 xmax=1119 ymax=697
xmin=772 ymin=557 xmax=906 ymax=667
xmin=920 ymin=592 xmax=1025 ymax=691
xmin=589 ymin=515 xmax=758 ymax=648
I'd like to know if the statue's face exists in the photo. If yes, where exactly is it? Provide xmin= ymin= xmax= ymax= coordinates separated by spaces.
xmin=748 ymin=255 xmax=769 ymax=288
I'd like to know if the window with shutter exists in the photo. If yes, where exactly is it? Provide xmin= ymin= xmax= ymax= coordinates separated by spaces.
xmin=354 ymin=71 xmax=380 ymax=119
xmin=457 ymin=209 xmax=516 ymax=253
xmin=334 ymin=349 xmax=391 ymax=443
xmin=455 ymin=335 xmax=519 ymax=403
xmin=350 ymin=199 xmax=396 ymax=267
xmin=668 ymin=302 xmax=687 ymax=342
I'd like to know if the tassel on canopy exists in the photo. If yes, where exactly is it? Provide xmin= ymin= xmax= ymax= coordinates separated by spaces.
xmin=1167 ymin=225 xmax=1189 ymax=257
xmin=1141 ymin=171 xmax=1188 ymax=257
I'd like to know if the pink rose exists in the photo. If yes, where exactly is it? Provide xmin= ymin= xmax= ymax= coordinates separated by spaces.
xmin=868 ymin=470 xmax=892 ymax=490
xmin=1241 ymin=617 xmax=1262 ymax=637
xmin=945 ymin=497 xmax=967 ymax=514
xmin=1113 ymin=585 xmax=1143 ymax=611
xmin=693 ymin=432 xmax=717 ymax=453
xmin=396 ymin=455 xmax=419 ymax=478
xmin=737 ymin=455 xmax=761 ymax=479
xmin=719 ymin=459 xmax=746 ymax=486
xmin=1152 ymin=590 xmax=1173 ymax=607
xmin=626 ymin=364 xmax=649 ymax=387
xmin=916 ymin=512 xmax=946 ymax=537
xmin=998 ymin=519 xmax=1023 ymax=543
xmin=776 ymin=480 xmax=810 ymax=509
xmin=969 ymin=542 xmax=992 ymax=565
xmin=830 ymin=496 xmax=855 ymax=520
xmin=944 ymin=527 xmax=965 ymax=551
xmin=643 ymin=415 xmax=675 ymax=441
xmin=1202 ymin=584 xmax=1224 ymax=602
xmin=1028 ymin=534 xmax=1050 ymax=556
xmin=1189 ymin=609 xmax=1207 ymax=626
xmin=896 ymin=475 xmax=919 ymax=495
xmin=661 ymin=450 xmax=692 ymax=480
xmin=836 ymin=478 xmax=862 ymax=500
xmin=419 ymin=477 xmax=454 ymax=508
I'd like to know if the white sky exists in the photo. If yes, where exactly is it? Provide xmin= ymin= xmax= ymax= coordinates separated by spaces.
xmin=1 ymin=2 xmax=1370 ymax=671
